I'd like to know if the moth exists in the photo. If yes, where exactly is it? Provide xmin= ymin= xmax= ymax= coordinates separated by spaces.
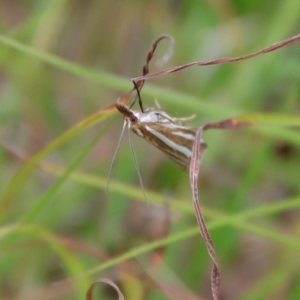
xmin=115 ymin=99 xmax=206 ymax=171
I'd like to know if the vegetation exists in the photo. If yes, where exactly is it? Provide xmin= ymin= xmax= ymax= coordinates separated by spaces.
xmin=0 ymin=1 xmax=300 ymax=299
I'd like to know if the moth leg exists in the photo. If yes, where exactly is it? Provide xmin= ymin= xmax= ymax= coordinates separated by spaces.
xmin=154 ymin=99 xmax=163 ymax=111
xmin=154 ymin=99 xmax=196 ymax=123
xmin=174 ymin=114 xmax=196 ymax=122
xmin=130 ymin=80 xmax=144 ymax=112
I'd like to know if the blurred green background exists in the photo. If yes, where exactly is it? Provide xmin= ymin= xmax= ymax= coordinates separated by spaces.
xmin=0 ymin=1 xmax=300 ymax=299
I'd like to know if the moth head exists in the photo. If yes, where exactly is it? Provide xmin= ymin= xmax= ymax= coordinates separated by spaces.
xmin=116 ymin=102 xmax=138 ymax=125
xmin=126 ymin=112 xmax=139 ymax=127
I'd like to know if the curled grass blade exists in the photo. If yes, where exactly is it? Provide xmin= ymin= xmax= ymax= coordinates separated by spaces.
xmin=133 ymin=34 xmax=300 ymax=83
xmin=86 ymin=279 xmax=125 ymax=300
xmin=189 ymin=127 xmax=220 ymax=300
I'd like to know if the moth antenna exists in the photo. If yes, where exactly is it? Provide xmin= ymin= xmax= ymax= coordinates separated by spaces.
xmin=175 ymin=114 xmax=197 ymax=122
xmin=106 ymin=122 xmax=127 ymax=195
xmin=154 ymin=99 xmax=163 ymax=110
xmin=128 ymin=128 xmax=149 ymax=205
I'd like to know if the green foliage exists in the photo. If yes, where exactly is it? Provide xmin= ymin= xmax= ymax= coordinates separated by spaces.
xmin=0 ymin=1 xmax=300 ymax=299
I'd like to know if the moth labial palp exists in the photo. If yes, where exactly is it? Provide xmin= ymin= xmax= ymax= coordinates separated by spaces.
xmin=115 ymin=100 xmax=207 ymax=171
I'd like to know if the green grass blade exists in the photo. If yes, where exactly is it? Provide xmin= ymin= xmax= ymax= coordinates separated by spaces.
xmin=21 ymin=119 xmax=114 ymax=223
xmin=0 ymin=106 xmax=116 ymax=220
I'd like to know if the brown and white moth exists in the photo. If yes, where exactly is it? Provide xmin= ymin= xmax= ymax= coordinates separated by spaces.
xmin=113 ymin=34 xmax=204 ymax=172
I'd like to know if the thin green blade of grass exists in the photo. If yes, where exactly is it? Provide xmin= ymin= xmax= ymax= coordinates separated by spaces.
xmin=42 ymin=163 xmax=300 ymax=224
xmin=258 ymin=127 xmax=300 ymax=147
xmin=0 ymin=105 xmax=116 ymax=220
xmin=235 ymin=113 xmax=300 ymax=147
xmin=233 ymin=113 xmax=300 ymax=127
xmin=21 ymin=119 xmax=114 ymax=223
xmin=0 ymin=33 xmax=130 ymax=91
xmin=285 ymin=270 xmax=300 ymax=300
xmin=40 ymin=162 xmax=195 ymax=214
xmin=204 ymin=113 xmax=300 ymax=130
xmin=204 ymin=113 xmax=300 ymax=146
xmin=0 ymin=224 xmax=18 ymax=238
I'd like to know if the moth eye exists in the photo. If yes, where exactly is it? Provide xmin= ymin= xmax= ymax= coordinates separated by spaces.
xmin=130 ymin=115 xmax=138 ymax=124
xmin=155 ymin=113 xmax=163 ymax=122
